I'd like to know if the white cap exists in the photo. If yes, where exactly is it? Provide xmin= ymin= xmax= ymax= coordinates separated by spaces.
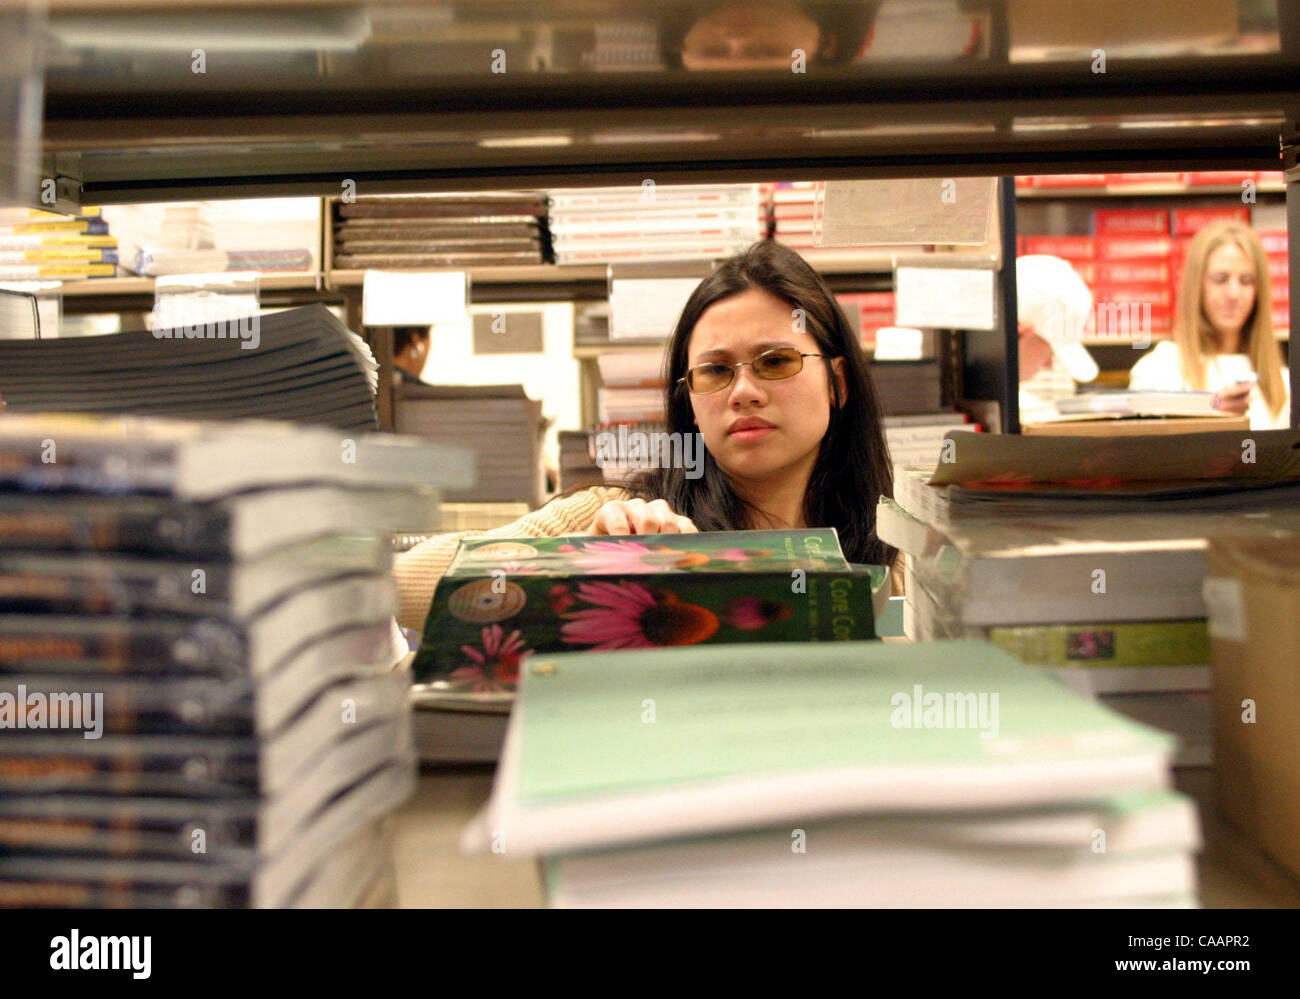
xmin=1016 ymin=254 xmax=1100 ymax=384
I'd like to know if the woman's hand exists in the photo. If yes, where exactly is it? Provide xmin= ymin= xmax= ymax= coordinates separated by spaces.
xmin=592 ymin=498 xmax=699 ymax=535
xmin=1214 ymin=381 xmax=1253 ymax=416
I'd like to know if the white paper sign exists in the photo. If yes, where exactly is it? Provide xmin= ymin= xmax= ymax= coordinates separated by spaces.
xmin=1203 ymin=577 xmax=1247 ymax=642
xmin=894 ymin=266 xmax=996 ymax=330
xmin=609 ymin=278 xmax=700 ymax=340
xmin=363 ymin=270 xmax=468 ymax=326
xmin=872 ymin=326 xmax=925 ymax=361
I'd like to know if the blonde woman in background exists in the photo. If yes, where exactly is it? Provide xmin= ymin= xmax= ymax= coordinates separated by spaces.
xmin=1128 ymin=221 xmax=1290 ymax=429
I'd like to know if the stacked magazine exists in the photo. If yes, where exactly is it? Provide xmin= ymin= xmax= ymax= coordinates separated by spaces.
xmin=0 ymin=413 xmax=472 ymax=907
xmin=0 ymin=305 xmax=380 ymax=431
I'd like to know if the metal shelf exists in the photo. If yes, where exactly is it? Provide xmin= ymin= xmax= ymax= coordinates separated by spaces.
xmin=56 ymin=272 xmax=321 ymax=297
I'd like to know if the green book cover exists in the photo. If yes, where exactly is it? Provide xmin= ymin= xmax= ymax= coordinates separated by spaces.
xmin=988 ymin=620 xmax=1209 ymax=667
xmin=411 ymin=528 xmax=885 ymax=690
xmin=467 ymin=639 xmax=1176 ymax=856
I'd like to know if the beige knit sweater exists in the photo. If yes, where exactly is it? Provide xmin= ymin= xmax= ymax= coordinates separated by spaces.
xmin=393 ymin=485 xmax=630 ymax=631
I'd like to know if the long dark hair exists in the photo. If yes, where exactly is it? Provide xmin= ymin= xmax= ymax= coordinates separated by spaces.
xmin=625 ymin=240 xmax=896 ymax=567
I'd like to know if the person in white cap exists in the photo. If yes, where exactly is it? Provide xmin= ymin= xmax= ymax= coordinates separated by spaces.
xmin=1016 ymin=254 xmax=1100 ymax=424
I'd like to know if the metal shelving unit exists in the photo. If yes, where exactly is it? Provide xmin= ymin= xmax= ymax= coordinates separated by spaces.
xmin=15 ymin=0 xmax=1300 ymax=430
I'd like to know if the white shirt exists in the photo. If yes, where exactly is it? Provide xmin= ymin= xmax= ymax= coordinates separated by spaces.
xmin=1127 ymin=340 xmax=1291 ymax=430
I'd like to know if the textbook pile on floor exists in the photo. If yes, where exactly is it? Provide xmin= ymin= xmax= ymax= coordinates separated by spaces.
xmin=0 ymin=413 xmax=471 ymax=908
xmin=466 ymin=640 xmax=1200 ymax=908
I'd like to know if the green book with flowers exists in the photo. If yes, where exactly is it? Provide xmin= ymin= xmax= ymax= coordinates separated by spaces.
xmin=410 ymin=529 xmax=887 ymax=704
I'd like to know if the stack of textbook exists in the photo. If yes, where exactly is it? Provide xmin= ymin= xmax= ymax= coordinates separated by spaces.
xmin=467 ymin=640 xmax=1199 ymax=907
xmin=547 ymin=184 xmax=760 ymax=264
xmin=878 ymin=429 xmax=1300 ymax=766
xmin=332 ymin=193 xmax=548 ymax=269
xmin=394 ymin=382 xmax=544 ymax=505
xmin=0 ymin=413 xmax=472 ymax=907
xmin=0 ymin=207 xmax=117 ymax=282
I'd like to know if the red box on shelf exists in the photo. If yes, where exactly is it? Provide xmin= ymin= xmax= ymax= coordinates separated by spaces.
xmin=1028 ymin=174 xmax=1109 ymax=187
xmin=1171 ymin=206 xmax=1251 ymax=236
xmin=1020 ymin=235 xmax=1094 ymax=260
xmin=1182 ymin=171 xmax=1259 ymax=185
xmin=840 ymin=291 xmax=896 ymax=312
xmin=1096 ymin=236 xmax=1173 ymax=260
xmin=1092 ymin=208 xmax=1170 ymax=235
xmin=1267 ymin=255 xmax=1289 ymax=282
xmin=1091 ymin=283 xmax=1174 ymax=309
xmin=1094 ymin=259 xmax=1171 ymax=285
xmin=1272 ymin=304 xmax=1291 ymax=332
xmin=1258 ymin=231 xmax=1288 ymax=255
xmin=1104 ymin=173 xmax=1185 ymax=186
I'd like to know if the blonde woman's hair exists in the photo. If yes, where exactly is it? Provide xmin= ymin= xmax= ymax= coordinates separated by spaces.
xmin=1173 ymin=220 xmax=1286 ymax=420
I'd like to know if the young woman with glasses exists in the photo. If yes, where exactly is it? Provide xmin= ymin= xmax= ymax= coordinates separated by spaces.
xmin=393 ymin=240 xmax=897 ymax=633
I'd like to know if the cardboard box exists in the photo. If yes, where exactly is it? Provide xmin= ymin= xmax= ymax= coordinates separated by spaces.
xmin=1092 ymin=208 xmax=1170 ymax=235
xmin=1096 ymin=236 xmax=1174 ymax=260
xmin=1020 ymin=234 xmax=1094 ymax=260
xmin=1171 ymin=206 xmax=1250 ymax=236
xmin=1204 ymin=537 xmax=1300 ymax=882
xmin=1095 ymin=259 xmax=1171 ymax=285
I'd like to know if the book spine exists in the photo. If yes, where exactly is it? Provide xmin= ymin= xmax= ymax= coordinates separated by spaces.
xmin=0 ymin=505 xmax=233 ymax=557
xmin=0 ymin=263 xmax=116 ymax=279
xmin=0 ymin=621 xmax=247 ymax=675
xmin=0 ymin=220 xmax=108 ymax=235
xmin=987 ymin=620 xmax=1209 ymax=666
xmin=891 ymin=467 xmax=949 ymax=527
xmin=0 ymin=234 xmax=117 ymax=250
xmin=0 ymin=249 xmax=118 ymax=264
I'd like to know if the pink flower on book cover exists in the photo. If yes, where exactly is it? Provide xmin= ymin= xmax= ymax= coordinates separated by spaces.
xmin=722 ymin=595 xmax=793 ymax=630
xmin=560 ymin=580 xmax=719 ymax=649
xmin=452 ymin=625 xmax=529 ymax=691
xmin=556 ymin=539 xmax=710 ymax=573
xmin=547 ymin=583 xmax=576 ymax=613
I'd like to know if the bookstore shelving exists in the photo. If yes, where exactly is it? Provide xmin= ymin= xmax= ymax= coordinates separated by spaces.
xmin=5 ymin=0 xmax=1300 ymax=911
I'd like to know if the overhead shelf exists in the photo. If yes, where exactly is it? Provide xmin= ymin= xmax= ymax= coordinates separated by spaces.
xmin=27 ymin=1 xmax=1300 ymax=206
xmin=1016 ymin=181 xmax=1288 ymax=199
xmin=56 ymin=272 xmax=322 ymax=297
